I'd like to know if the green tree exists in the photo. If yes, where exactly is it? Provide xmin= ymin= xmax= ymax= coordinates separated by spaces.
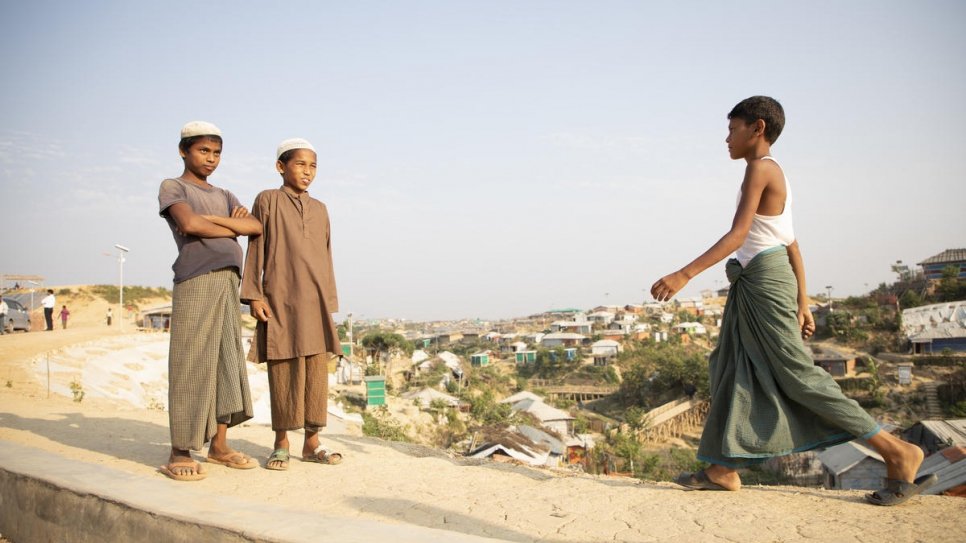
xmin=936 ymin=265 xmax=966 ymax=302
xmin=616 ymin=341 xmax=710 ymax=414
xmin=468 ymin=389 xmax=512 ymax=425
xmin=618 ymin=362 xmax=653 ymax=408
xmin=624 ymin=406 xmax=650 ymax=431
xmin=826 ymin=311 xmax=855 ymax=340
xmin=862 ymin=357 xmax=884 ymax=407
xmin=360 ymin=331 xmax=412 ymax=375
xmin=899 ymin=289 xmax=923 ymax=309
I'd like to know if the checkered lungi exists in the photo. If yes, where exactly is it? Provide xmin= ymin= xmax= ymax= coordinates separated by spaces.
xmin=168 ymin=268 xmax=253 ymax=451
xmin=267 ymin=353 xmax=329 ymax=431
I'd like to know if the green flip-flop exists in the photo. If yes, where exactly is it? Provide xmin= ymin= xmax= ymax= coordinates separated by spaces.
xmin=265 ymin=449 xmax=290 ymax=471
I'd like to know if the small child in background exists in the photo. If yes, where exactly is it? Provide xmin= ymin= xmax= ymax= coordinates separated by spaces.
xmin=59 ymin=305 xmax=70 ymax=329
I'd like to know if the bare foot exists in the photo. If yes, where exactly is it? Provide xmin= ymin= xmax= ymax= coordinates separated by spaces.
xmin=705 ymin=464 xmax=742 ymax=491
xmin=868 ymin=431 xmax=925 ymax=483
xmin=266 ymin=448 xmax=290 ymax=471
xmin=884 ymin=440 xmax=924 ymax=483
xmin=161 ymin=449 xmax=207 ymax=481
xmin=303 ymin=435 xmax=320 ymax=459
xmin=207 ymin=449 xmax=256 ymax=469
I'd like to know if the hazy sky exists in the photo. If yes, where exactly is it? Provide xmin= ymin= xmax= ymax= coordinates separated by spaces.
xmin=1 ymin=1 xmax=964 ymax=321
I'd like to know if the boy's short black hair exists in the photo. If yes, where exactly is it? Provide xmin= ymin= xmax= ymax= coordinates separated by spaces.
xmin=728 ymin=96 xmax=785 ymax=144
xmin=277 ymin=149 xmax=297 ymax=165
xmin=178 ymin=134 xmax=223 ymax=154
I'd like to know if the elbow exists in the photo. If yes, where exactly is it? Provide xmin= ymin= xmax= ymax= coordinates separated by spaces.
xmin=725 ymin=230 xmax=748 ymax=252
xmin=244 ymin=221 xmax=263 ymax=236
xmin=177 ymin=216 xmax=205 ymax=236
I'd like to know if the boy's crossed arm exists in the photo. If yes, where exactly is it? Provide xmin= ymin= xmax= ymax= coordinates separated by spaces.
xmin=202 ymin=205 xmax=262 ymax=235
xmin=168 ymin=202 xmax=262 ymax=238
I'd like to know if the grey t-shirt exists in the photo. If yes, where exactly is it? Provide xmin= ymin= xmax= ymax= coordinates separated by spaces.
xmin=158 ymin=177 xmax=244 ymax=283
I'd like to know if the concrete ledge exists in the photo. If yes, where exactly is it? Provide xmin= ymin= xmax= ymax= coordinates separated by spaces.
xmin=0 ymin=441 xmax=508 ymax=543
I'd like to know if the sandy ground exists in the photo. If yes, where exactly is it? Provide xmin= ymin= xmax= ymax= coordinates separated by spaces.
xmin=1 ymin=305 xmax=965 ymax=542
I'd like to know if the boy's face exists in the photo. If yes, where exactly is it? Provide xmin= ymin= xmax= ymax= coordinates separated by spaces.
xmin=726 ymin=118 xmax=757 ymax=160
xmin=278 ymin=149 xmax=317 ymax=194
xmin=181 ymin=137 xmax=222 ymax=179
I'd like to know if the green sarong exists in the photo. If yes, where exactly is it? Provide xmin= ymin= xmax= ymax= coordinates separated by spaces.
xmin=698 ymin=246 xmax=879 ymax=468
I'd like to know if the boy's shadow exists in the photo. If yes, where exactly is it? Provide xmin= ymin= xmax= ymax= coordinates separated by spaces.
xmin=0 ymin=411 xmax=269 ymax=468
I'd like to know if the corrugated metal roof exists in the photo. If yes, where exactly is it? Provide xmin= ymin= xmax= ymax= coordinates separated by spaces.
xmin=401 ymin=387 xmax=460 ymax=408
xmin=919 ymin=446 xmax=966 ymax=495
xmin=511 ymin=398 xmax=575 ymax=422
xmin=902 ymin=301 xmax=966 ymax=341
xmin=500 ymin=390 xmax=544 ymax=404
xmin=817 ymin=441 xmax=883 ymax=475
xmin=917 ymin=419 xmax=966 ymax=446
xmin=467 ymin=443 xmax=549 ymax=466
xmin=517 ymin=424 xmax=565 ymax=455
xmin=542 ymin=332 xmax=588 ymax=340
xmin=918 ymin=248 xmax=966 ymax=266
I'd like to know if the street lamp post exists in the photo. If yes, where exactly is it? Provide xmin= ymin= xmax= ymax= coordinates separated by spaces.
xmin=27 ymin=280 xmax=40 ymax=312
xmin=115 ymin=244 xmax=129 ymax=330
xmin=825 ymin=285 xmax=833 ymax=312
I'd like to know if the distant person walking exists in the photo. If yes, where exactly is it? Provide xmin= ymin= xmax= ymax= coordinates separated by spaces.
xmin=42 ymin=289 xmax=55 ymax=331
xmin=106 ymin=307 xmax=113 ymax=326
xmin=0 ymin=296 xmax=8 ymax=334
xmin=650 ymin=96 xmax=933 ymax=506
xmin=242 ymin=138 xmax=343 ymax=471
xmin=59 ymin=305 xmax=70 ymax=329
xmin=157 ymin=120 xmax=262 ymax=481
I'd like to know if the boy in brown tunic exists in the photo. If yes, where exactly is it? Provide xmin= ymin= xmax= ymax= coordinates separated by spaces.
xmin=241 ymin=138 xmax=342 ymax=470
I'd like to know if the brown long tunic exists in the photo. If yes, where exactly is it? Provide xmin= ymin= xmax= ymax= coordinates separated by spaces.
xmin=241 ymin=186 xmax=340 ymax=361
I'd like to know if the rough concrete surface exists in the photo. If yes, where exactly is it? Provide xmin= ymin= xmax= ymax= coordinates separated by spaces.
xmin=0 ymin=393 xmax=964 ymax=543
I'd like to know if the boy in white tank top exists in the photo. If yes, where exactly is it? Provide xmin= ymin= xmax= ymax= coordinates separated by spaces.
xmin=649 ymin=96 xmax=934 ymax=505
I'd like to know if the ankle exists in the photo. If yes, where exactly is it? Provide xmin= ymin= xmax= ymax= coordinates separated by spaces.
xmin=170 ymin=449 xmax=192 ymax=460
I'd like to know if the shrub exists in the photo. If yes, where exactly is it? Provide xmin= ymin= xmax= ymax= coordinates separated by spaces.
xmin=69 ymin=379 xmax=85 ymax=403
xmin=361 ymin=408 xmax=411 ymax=442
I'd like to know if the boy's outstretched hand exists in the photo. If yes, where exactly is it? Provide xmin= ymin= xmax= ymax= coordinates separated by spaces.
xmin=250 ymin=300 xmax=272 ymax=322
xmin=651 ymin=271 xmax=689 ymax=302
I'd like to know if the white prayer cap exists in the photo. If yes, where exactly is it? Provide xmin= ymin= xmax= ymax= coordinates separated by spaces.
xmin=276 ymin=138 xmax=316 ymax=159
xmin=180 ymin=121 xmax=222 ymax=138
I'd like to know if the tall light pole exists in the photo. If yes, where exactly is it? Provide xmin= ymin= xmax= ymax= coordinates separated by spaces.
xmin=115 ymin=244 xmax=129 ymax=330
xmin=825 ymin=285 xmax=833 ymax=312
xmin=27 ymin=280 xmax=40 ymax=312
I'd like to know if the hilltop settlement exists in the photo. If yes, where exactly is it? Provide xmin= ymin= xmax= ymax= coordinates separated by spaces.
xmin=1 ymin=248 xmax=965 ymax=496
